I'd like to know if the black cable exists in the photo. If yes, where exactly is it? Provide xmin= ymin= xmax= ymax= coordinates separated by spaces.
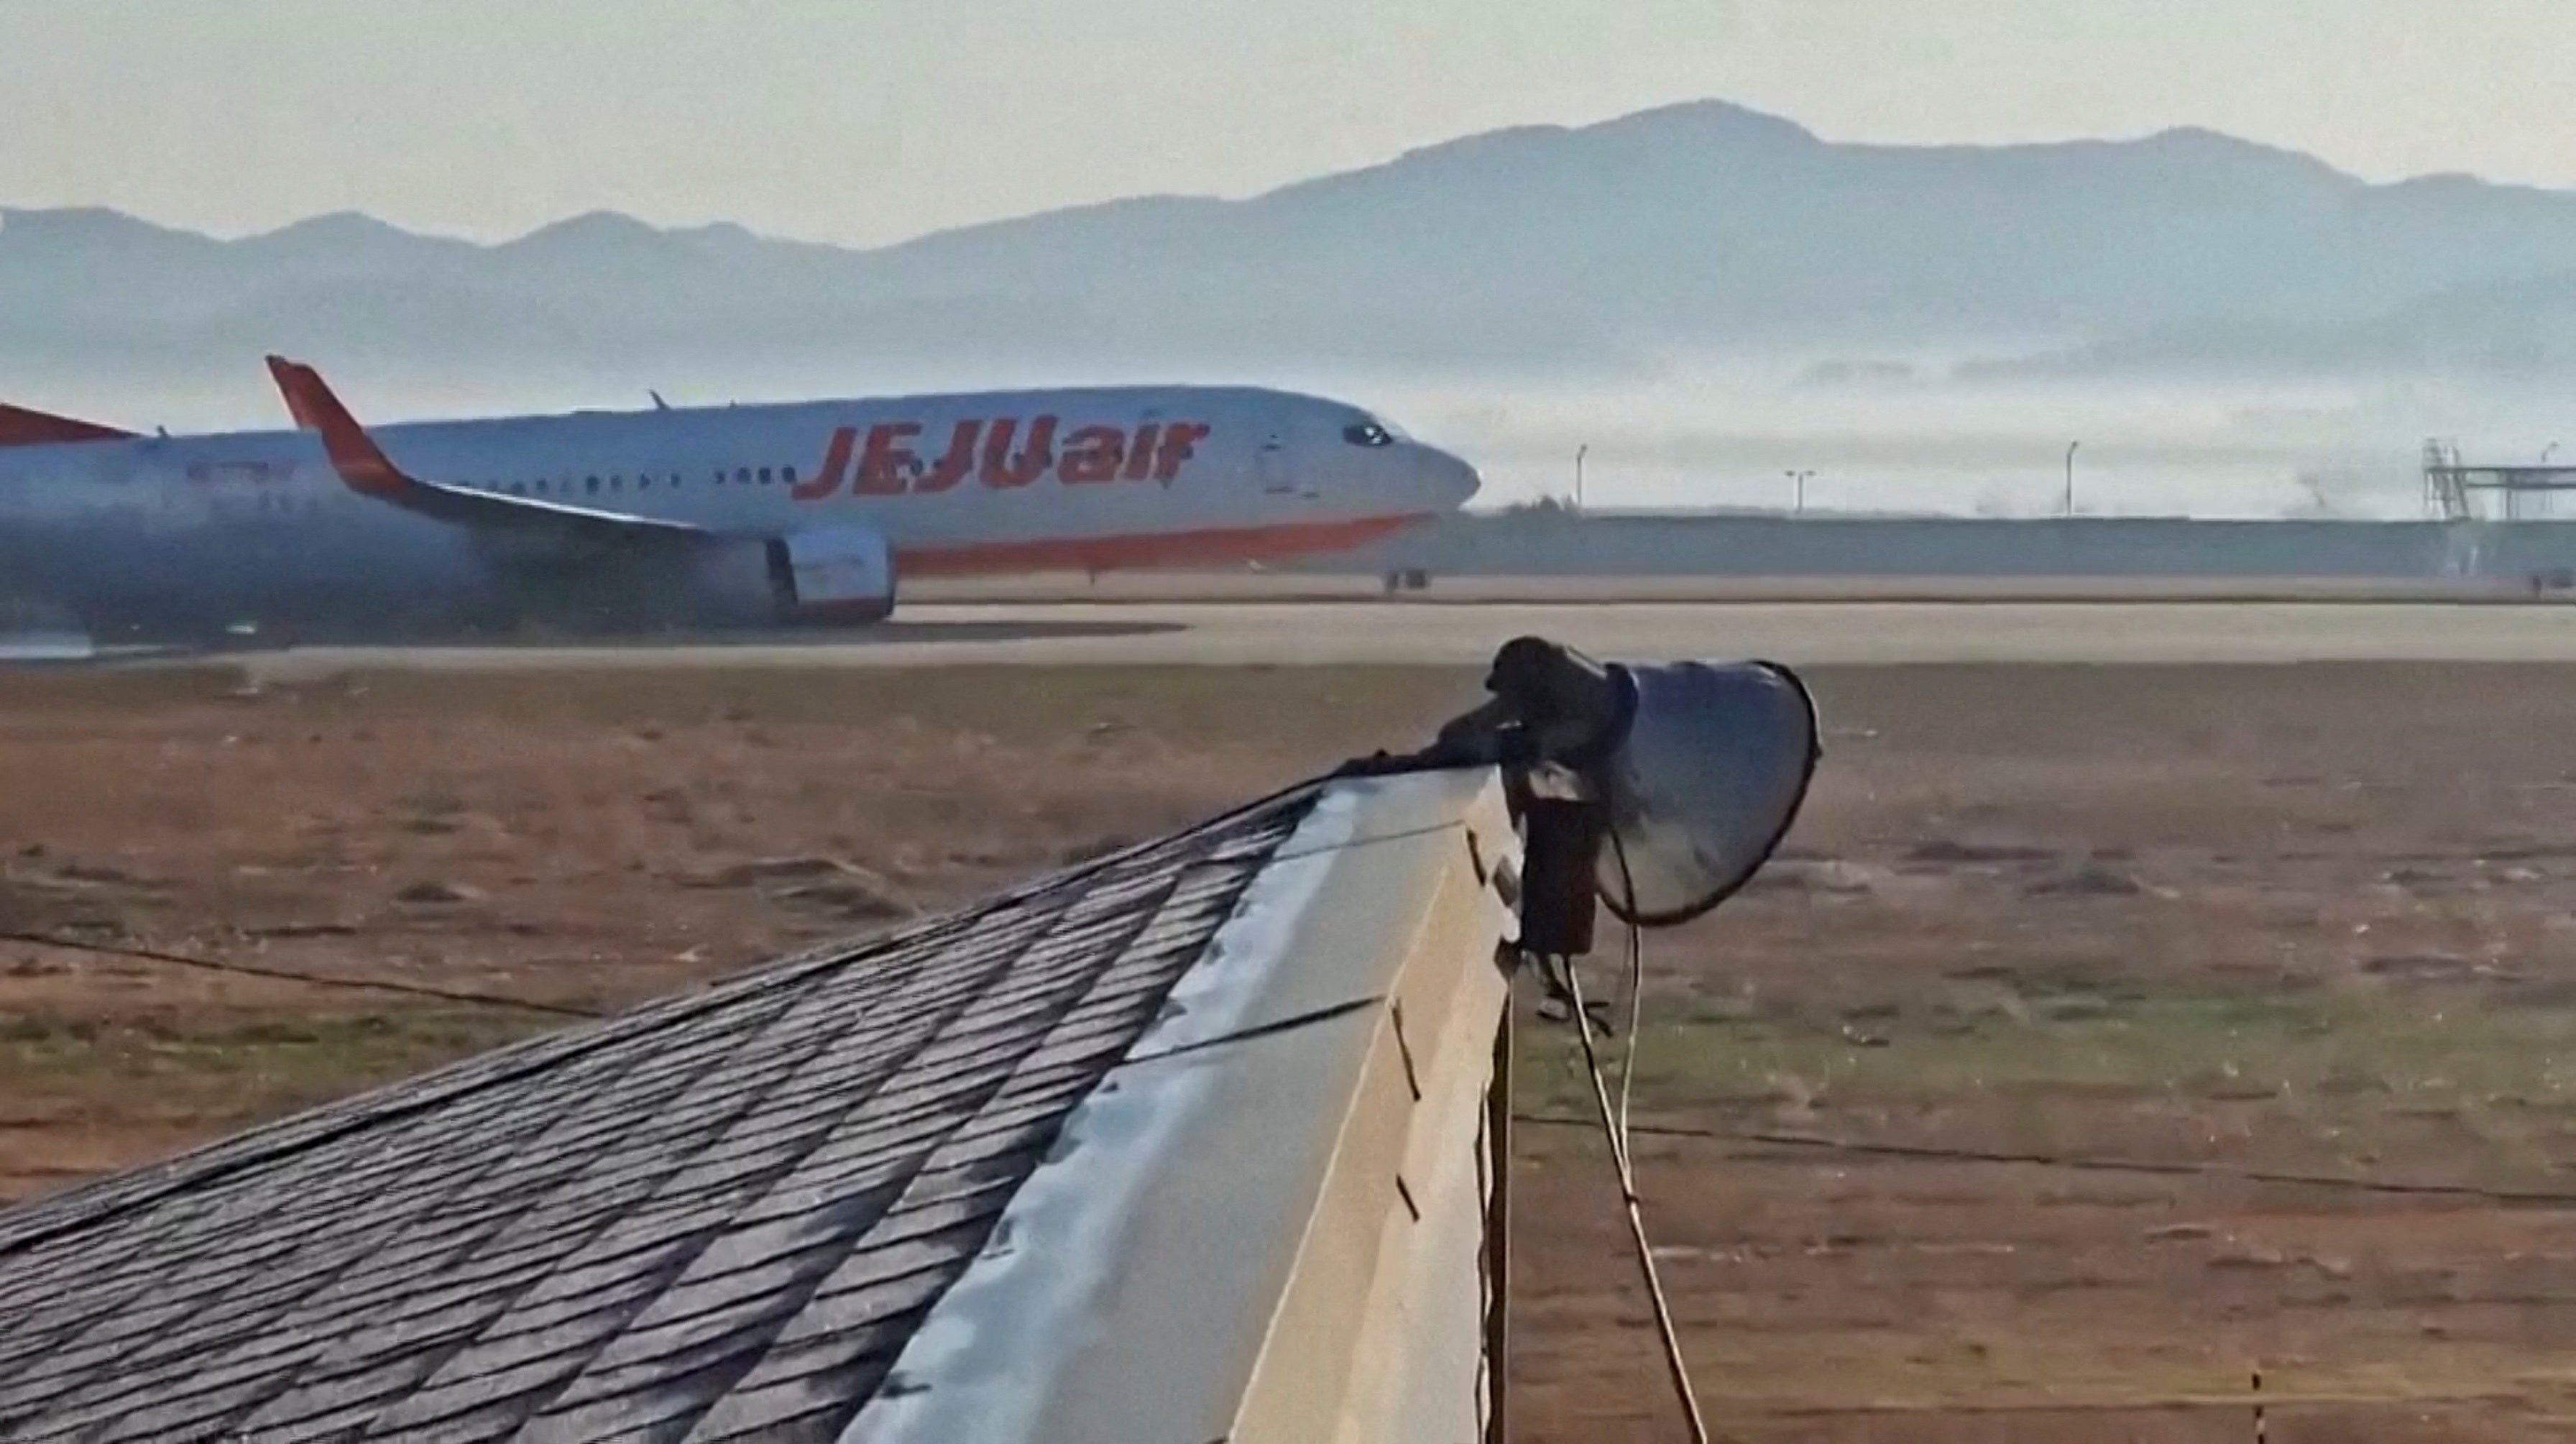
xmin=1513 ymin=1111 xmax=2576 ymax=1207
xmin=0 ymin=929 xmax=603 ymax=1019
xmin=0 ymin=763 xmax=1395 ymax=1031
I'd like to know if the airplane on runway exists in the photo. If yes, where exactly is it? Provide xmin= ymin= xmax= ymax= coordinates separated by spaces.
xmin=0 ymin=361 xmax=1478 ymax=645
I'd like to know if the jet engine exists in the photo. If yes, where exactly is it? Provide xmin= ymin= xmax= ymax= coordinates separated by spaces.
xmin=768 ymin=525 xmax=898 ymax=625
xmin=681 ymin=525 xmax=900 ymax=627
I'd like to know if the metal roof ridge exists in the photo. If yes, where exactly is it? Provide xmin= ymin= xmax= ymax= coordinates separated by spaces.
xmin=844 ymin=766 xmax=1521 ymax=1444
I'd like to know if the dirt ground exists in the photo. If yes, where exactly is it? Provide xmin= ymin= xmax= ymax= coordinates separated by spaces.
xmin=9 ymin=662 xmax=2576 ymax=1440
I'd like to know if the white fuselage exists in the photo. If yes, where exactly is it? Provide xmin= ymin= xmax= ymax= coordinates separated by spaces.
xmin=0 ymin=384 xmax=1477 ymax=638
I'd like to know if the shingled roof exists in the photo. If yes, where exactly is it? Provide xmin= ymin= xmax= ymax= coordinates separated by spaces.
xmin=0 ymin=768 xmax=1524 ymax=1444
xmin=0 ymin=785 xmax=1322 ymax=1442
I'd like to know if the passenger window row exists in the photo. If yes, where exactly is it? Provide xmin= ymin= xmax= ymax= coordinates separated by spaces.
xmin=457 ymin=464 xmax=803 ymax=499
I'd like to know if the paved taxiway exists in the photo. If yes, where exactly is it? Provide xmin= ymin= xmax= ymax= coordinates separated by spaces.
xmin=218 ymin=600 xmax=2576 ymax=679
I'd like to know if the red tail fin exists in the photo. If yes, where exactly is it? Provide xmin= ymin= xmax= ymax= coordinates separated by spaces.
xmin=0 ymin=403 xmax=132 ymax=447
xmin=262 ymin=355 xmax=408 ymax=498
xmin=264 ymin=356 xmax=325 ymax=431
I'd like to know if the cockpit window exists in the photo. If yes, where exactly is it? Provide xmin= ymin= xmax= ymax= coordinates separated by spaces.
xmin=1343 ymin=422 xmax=1396 ymax=448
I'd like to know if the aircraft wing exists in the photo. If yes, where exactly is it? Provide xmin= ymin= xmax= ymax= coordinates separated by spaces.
xmin=0 ymin=403 xmax=134 ymax=447
xmin=263 ymin=357 xmax=714 ymax=548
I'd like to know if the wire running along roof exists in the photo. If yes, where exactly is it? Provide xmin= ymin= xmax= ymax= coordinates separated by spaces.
xmin=0 ymin=788 xmax=1316 ymax=1443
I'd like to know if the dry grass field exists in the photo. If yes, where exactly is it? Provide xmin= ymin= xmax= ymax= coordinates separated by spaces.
xmin=8 ymin=661 xmax=2576 ymax=1440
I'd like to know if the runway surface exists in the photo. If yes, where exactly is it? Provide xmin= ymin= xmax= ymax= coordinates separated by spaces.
xmin=218 ymin=601 xmax=2576 ymax=677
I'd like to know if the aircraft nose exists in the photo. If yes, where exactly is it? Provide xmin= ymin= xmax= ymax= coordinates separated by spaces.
xmin=1416 ymin=445 xmax=1481 ymax=510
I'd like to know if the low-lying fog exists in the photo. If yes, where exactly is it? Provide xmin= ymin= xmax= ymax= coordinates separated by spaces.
xmin=15 ymin=351 xmax=2576 ymax=523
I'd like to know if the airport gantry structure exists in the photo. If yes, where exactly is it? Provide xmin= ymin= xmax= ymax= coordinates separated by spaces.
xmin=2423 ymin=438 xmax=2576 ymax=523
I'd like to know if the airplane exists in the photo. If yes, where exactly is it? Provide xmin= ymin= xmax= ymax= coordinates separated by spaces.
xmin=0 ymin=360 xmax=1480 ymax=646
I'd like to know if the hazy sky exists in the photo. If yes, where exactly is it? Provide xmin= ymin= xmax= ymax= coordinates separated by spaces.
xmin=5 ymin=0 xmax=2575 ymax=248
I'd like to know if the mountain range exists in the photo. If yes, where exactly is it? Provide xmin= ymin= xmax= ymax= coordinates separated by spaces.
xmin=10 ymin=99 xmax=2576 ymax=387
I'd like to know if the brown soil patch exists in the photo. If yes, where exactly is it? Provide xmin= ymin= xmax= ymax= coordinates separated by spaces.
xmin=9 ymin=661 xmax=2576 ymax=1439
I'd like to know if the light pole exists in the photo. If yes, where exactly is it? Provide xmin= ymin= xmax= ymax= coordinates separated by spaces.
xmin=2064 ymin=441 xmax=2081 ymax=518
xmin=1786 ymin=469 xmax=1814 ymax=516
xmin=1574 ymin=444 xmax=1588 ymax=512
